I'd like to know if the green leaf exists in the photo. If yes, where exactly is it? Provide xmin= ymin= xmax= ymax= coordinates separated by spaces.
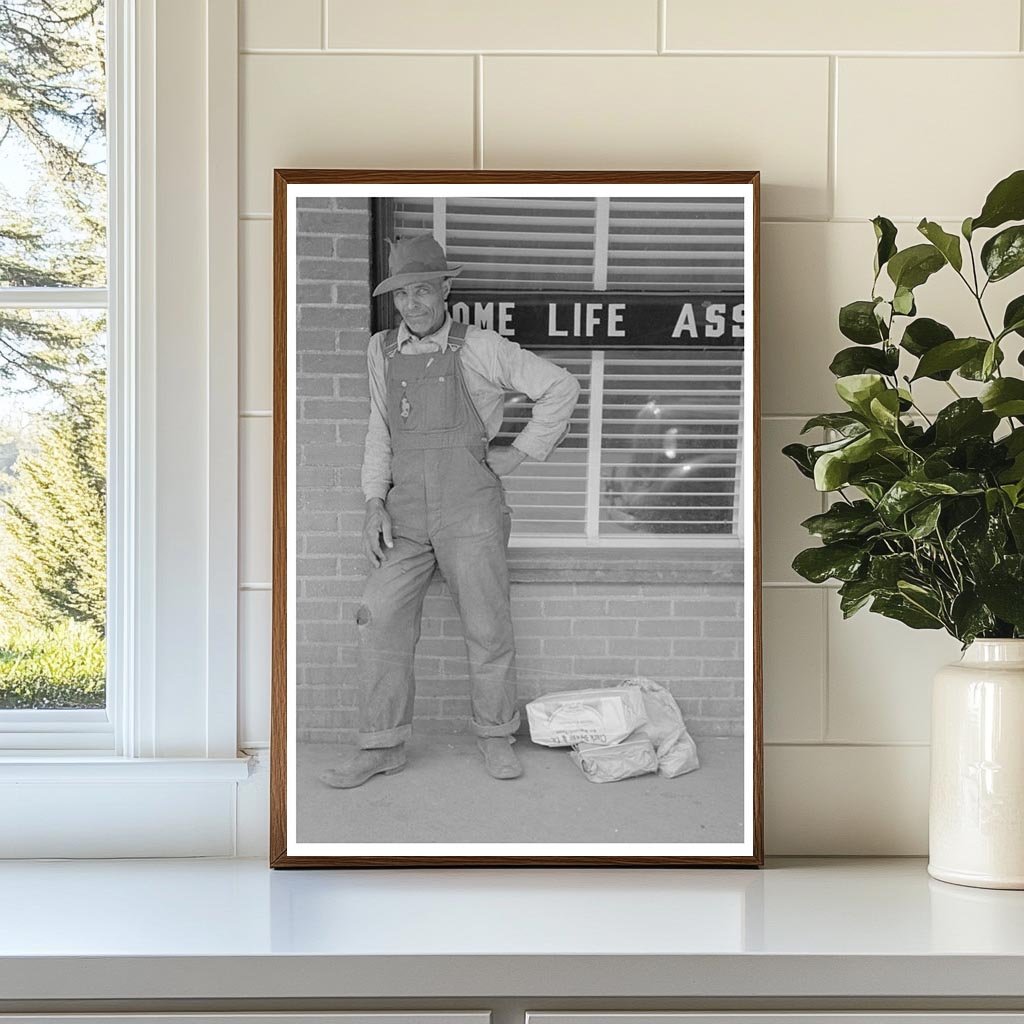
xmin=950 ymin=593 xmax=996 ymax=644
xmin=971 ymin=168 xmax=1024 ymax=232
xmin=911 ymin=337 xmax=988 ymax=380
xmin=976 ymin=578 xmax=1024 ymax=629
xmin=900 ymin=317 xmax=955 ymax=365
xmin=1008 ymin=508 xmax=1024 ymax=547
xmin=868 ymin=389 xmax=902 ymax=430
xmin=982 ymin=341 xmax=1001 ymax=381
xmin=917 ymin=219 xmax=963 ymax=272
xmin=800 ymin=413 xmax=866 ymax=435
xmin=838 ymin=579 xmax=879 ymax=618
xmin=892 ymin=286 xmax=916 ymax=316
xmin=872 ymin=216 xmax=898 ymax=277
xmin=981 ymin=225 xmax=1024 ymax=283
xmin=829 ymin=345 xmax=899 ymax=378
xmin=979 ymin=378 xmax=1024 ymax=418
xmin=814 ymin=450 xmax=851 ymax=491
xmin=782 ymin=442 xmax=815 ymax=479
xmin=836 ymin=373 xmax=886 ymax=413
xmin=868 ymin=552 xmax=915 ymax=587
xmin=985 ymin=487 xmax=1009 ymax=514
xmin=800 ymin=501 xmax=879 ymax=543
xmin=871 ymin=593 xmax=943 ymax=630
xmin=839 ymin=300 xmax=886 ymax=345
xmin=792 ymin=543 xmax=866 ymax=584
xmin=848 ymin=482 xmax=881 ymax=504
xmin=960 ymin=344 xmax=1004 ymax=381
xmin=845 ymin=432 xmax=888 ymax=466
xmin=908 ymin=500 xmax=942 ymax=539
xmin=932 ymin=470 xmax=987 ymax=494
xmin=887 ymin=243 xmax=946 ymax=291
xmin=933 ymin=399 xmax=999 ymax=444
xmin=962 ymin=216 xmax=974 ymax=241
xmin=810 ymin=433 xmax=866 ymax=456
xmin=1003 ymin=295 xmax=1024 ymax=340
xmin=877 ymin=479 xmax=958 ymax=524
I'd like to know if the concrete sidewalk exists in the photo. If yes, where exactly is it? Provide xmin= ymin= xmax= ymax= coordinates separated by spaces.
xmin=297 ymin=734 xmax=744 ymax=844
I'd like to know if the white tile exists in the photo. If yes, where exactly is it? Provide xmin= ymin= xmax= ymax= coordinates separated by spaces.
xmin=766 ymin=744 xmax=929 ymax=854
xmin=241 ymin=0 xmax=321 ymax=49
xmin=666 ymin=0 xmax=1020 ymax=52
xmin=240 ymin=416 xmax=273 ymax=587
xmin=483 ymin=56 xmax=830 ymax=220
xmin=762 ymin=222 xmax=852 ymax=416
xmin=327 ymin=0 xmax=658 ymax=50
xmin=240 ymin=219 xmax=272 ymax=412
xmin=762 ymin=220 xmax=1024 ymax=416
xmin=760 ymin=417 xmax=824 ymax=584
xmin=762 ymin=588 xmax=824 ymax=743
xmin=239 ymin=589 xmax=272 ymax=746
xmin=836 ymin=58 xmax=1024 ymax=220
xmin=240 ymin=55 xmax=474 ymax=214
xmin=827 ymin=599 xmax=962 ymax=744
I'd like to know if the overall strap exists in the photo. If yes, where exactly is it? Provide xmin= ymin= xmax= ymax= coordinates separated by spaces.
xmin=382 ymin=328 xmax=401 ymax=359
xmin=447 ymin=319 xmax=469 ymax=351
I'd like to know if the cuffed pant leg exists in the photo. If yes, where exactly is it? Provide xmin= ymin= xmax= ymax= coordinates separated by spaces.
xmin=355 ymin=536 xmax=436 ymax=750
xmin=434 ymin=517 xmax=518 ymax=739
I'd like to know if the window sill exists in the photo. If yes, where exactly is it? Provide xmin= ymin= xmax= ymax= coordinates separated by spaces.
xmin=0 ymin=755 xmax=253 ymax=782
xmin=506 ymin=546 xmax=744 ymax=584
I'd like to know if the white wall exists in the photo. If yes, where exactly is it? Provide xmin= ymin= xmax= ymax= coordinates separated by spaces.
xmin=235 ymin=0 xmax=1024 ymax=854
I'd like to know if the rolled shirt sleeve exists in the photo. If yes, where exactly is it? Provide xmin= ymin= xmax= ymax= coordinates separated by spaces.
xmin=487 ymin=336 xmax=581 ymax=462
xmin=361 ymin=332 xmax=392 ymax=502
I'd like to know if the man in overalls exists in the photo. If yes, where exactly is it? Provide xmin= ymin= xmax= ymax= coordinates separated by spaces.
xmin=321 ymin=234 xmax=580 ymax=788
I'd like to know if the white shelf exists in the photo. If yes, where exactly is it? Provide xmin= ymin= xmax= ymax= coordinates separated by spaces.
xmin=0 ymin=857 xmax=1023 ymax=1004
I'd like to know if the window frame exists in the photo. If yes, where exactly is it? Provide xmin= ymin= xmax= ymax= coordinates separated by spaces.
xmin=0 ymin=0 xmax=243 ymax=774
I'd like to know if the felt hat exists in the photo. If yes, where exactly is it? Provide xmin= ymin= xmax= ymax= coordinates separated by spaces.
xmin=371 ymin=233 xmax=463 ymax=297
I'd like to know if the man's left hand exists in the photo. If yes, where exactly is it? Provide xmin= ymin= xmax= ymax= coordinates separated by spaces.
xmin=486 ymin=445 xmax=528 ymax=477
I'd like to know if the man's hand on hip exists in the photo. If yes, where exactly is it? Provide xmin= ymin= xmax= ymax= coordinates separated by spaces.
xmin=363 ymin=498 xmax=394 ymax=568
xmin=485 ymin=445 xmax=528 ymax=477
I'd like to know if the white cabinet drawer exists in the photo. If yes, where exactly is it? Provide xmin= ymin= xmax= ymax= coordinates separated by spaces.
xmin=528 ymin=1016 xmax=1024 ymax=1024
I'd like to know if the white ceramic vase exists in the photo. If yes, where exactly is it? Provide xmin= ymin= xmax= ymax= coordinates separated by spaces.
xmin=929 ymin=639 xmax=1024 ymax=889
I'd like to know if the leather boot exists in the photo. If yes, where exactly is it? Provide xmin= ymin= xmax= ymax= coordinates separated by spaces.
xmin=476 ymin=736 xmax=522 ymax=780
xmin=319 ymin=745 xmax=406 ymax=789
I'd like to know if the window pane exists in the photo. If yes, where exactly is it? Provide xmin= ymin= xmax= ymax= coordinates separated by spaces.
xmin=0 ymin=309 xmax=106 ymax=709
xmin=600 ymin=349 xmax=743 ymax=536
xmin=0 ymin=1 xmax=107 ymax=288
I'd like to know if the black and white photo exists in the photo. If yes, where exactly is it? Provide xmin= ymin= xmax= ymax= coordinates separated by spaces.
xmin=271 ymin=171 xmax=762 ymax=867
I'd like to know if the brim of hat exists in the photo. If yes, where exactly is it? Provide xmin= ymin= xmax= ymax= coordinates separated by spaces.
xmin=371 ymin=265 xmax=463 ymax=297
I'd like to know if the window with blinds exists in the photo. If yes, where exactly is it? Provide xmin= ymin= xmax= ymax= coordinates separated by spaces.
xmin=385 ymin=196 xmax=746 ymax=547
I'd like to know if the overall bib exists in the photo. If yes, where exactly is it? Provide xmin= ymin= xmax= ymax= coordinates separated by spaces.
xmin=355 ymin=321 xmax=520 ymax=749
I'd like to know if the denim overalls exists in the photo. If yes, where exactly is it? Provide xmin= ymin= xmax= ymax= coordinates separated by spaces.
xmin=355 ymin=321 xmax=520 ymax=748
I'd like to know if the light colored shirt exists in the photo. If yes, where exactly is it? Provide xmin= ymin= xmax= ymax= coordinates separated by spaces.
xmin=362 ymin=311 xmax=581 ymax=502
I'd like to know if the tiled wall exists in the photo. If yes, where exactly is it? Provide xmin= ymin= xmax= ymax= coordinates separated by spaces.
xmin=237 ymin=0 xmax=1024 ymax=852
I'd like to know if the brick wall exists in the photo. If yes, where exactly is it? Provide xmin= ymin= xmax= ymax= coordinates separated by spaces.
xmin=294 ymin=197 xmax=744 ymax=742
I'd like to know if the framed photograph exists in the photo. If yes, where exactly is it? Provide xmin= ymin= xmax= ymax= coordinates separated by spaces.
xmin=270 ymin=170 xmax=762 ymax=867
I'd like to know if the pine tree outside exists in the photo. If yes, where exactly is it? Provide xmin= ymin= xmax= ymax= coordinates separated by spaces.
xmin=0 ymin=1 xmax=107 ymax=709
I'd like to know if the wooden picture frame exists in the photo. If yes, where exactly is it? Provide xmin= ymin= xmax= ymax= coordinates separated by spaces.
xmin=271 ymin=170 xmax=762 ymax=867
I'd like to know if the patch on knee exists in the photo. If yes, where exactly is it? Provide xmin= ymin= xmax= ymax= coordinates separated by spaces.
xmin=355 ymin=605 xmax=372 ymax=626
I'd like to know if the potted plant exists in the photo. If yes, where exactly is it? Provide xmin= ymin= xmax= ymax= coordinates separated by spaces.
xmin=784 ymin=168 xmax=1024 ymax=889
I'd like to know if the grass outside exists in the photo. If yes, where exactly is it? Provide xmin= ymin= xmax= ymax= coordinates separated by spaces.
xmin=0 ymin=619 xmax=105 ymax=709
